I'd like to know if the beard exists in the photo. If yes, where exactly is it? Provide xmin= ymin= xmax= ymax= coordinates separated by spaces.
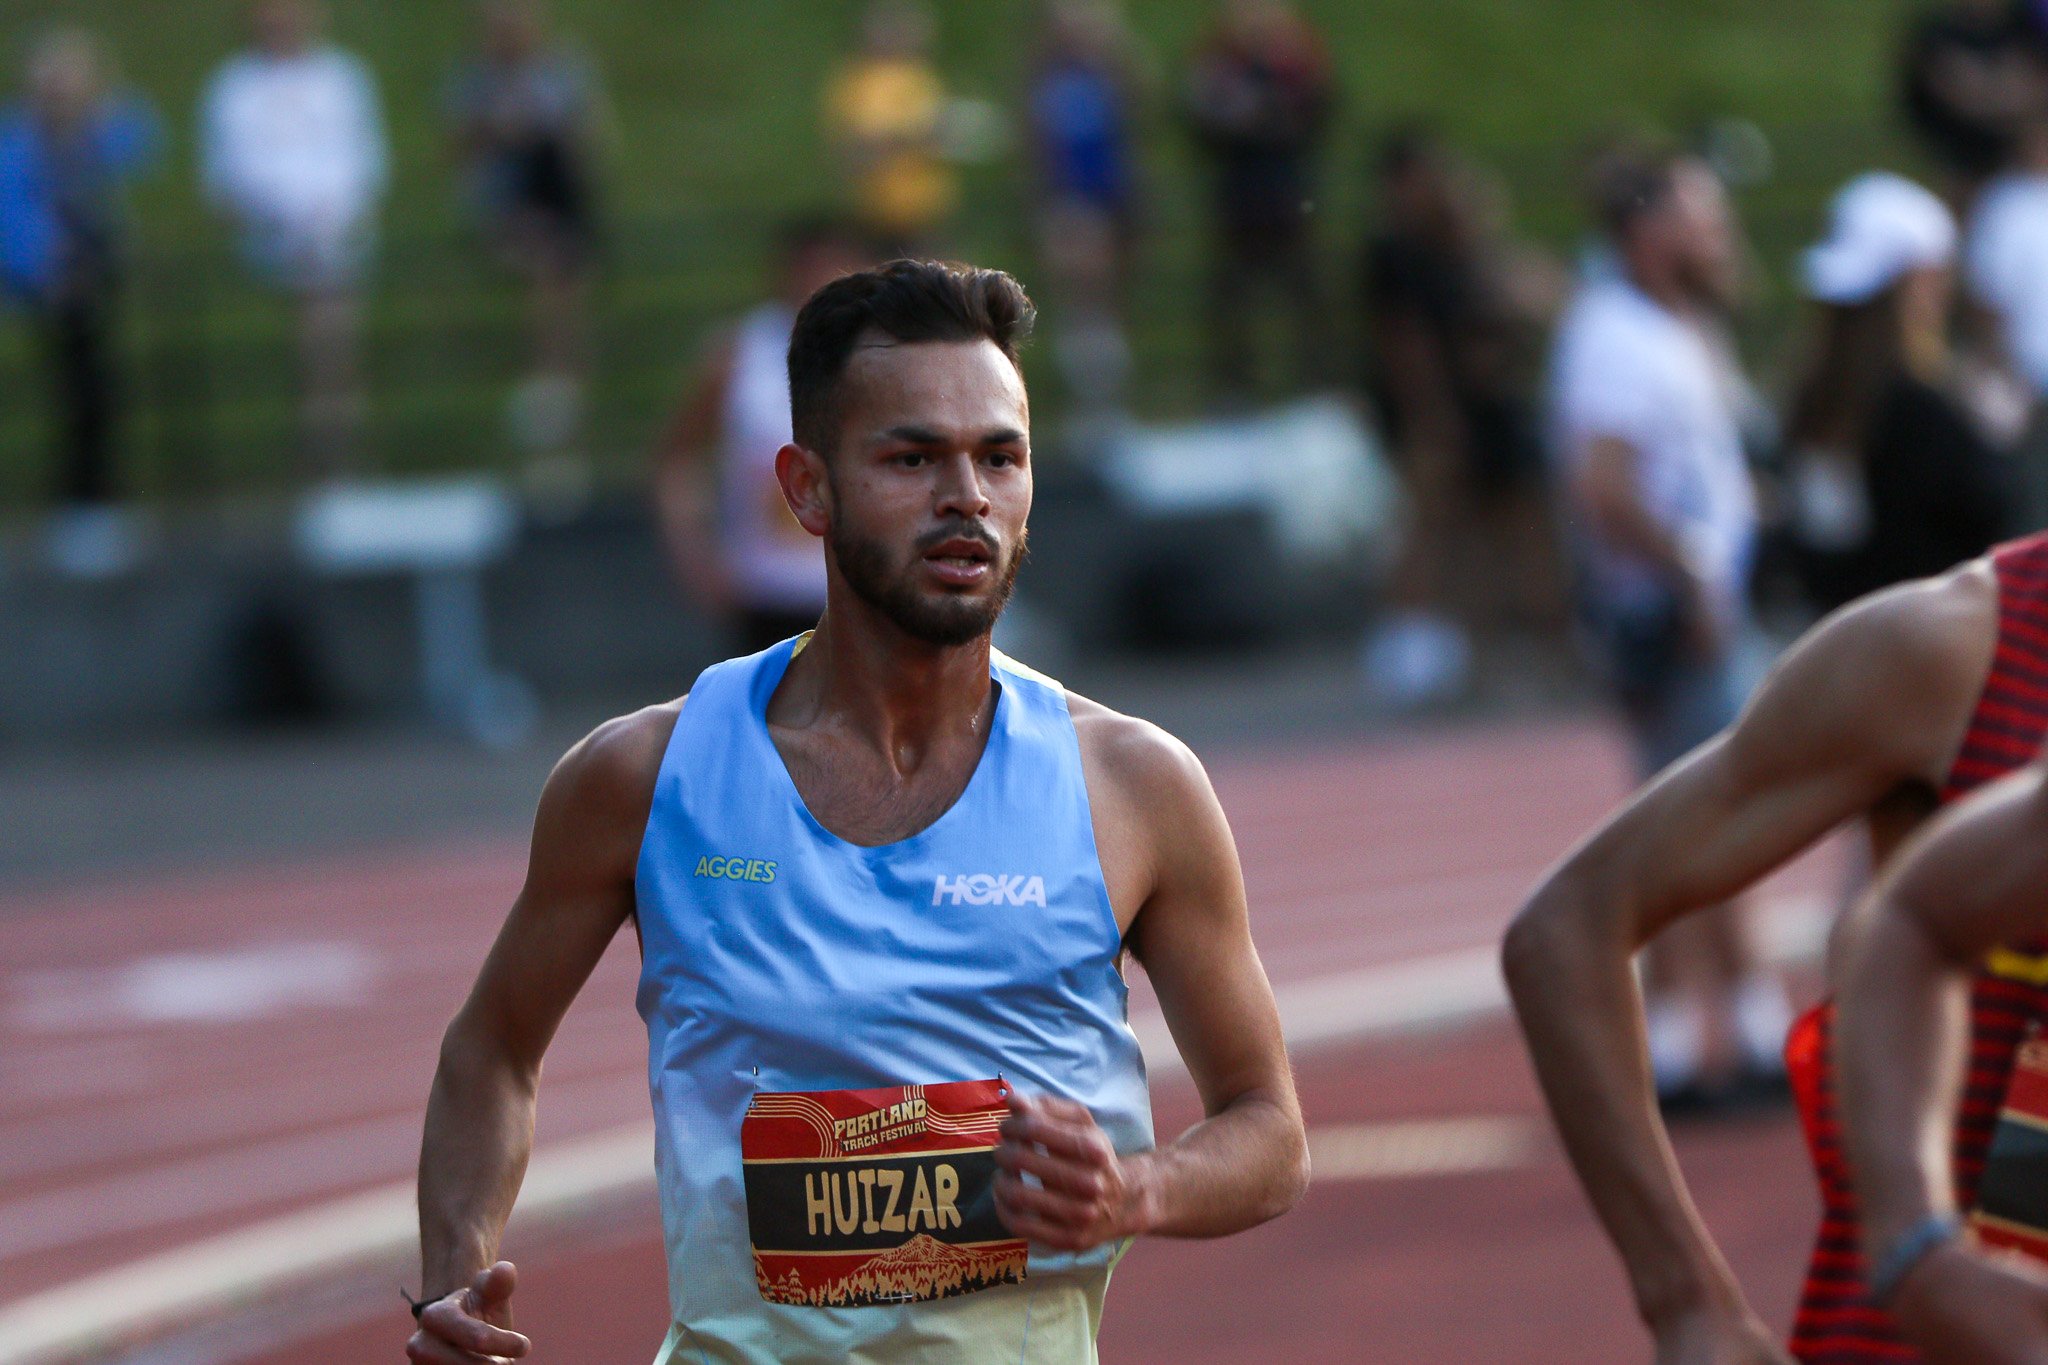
xmin=1676 ymin=249 xmax=1739 ymax=312
xmin=829 ymin=515 xmax=1027 ymax=647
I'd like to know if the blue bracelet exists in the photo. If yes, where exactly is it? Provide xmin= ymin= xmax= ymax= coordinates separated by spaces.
xmin=1868 ymin=1213 xmax=1962 ymax=1307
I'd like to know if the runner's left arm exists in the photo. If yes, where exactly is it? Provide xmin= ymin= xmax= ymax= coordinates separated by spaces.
xmin=1835 ymin=761 xmax=2048 ymax=1363
xmin=995 ymin=721 xmax=1307 ymax=1248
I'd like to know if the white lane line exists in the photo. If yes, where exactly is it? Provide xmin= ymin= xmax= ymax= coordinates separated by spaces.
xmin=0 ymin=889 xmax=1835 ymax=1365
xmin=0 ymin=1124 xmax=653 ymax=1365
xmin=0 ymin=1022 xmax=637 ymax=1187
xmin=0 ymin=1065 xmax=649 ymax=1276
xmin=8 ymin=943 xmax=380 ymax=1034
xmin=1308 ymin=1117 xmax=1543 ymax=1182
xmin=0 ymin=1111 xmax=421 ymax=1264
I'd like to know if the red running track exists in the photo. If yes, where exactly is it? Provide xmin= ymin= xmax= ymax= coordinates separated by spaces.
xmin=0 ymin=719 xmax=1839 ymax=1362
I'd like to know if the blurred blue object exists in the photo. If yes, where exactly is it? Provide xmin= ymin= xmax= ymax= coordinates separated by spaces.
xmin=0 ymin=92 xmax=159 ymax=302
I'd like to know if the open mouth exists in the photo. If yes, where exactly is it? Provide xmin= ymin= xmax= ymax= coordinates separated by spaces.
xmin=923 ymin=537 xmax=995 ymax=585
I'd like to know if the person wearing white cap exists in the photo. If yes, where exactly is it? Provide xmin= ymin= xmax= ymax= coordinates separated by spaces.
xmin=1787 ymin=172 xmax=2012 ymax=612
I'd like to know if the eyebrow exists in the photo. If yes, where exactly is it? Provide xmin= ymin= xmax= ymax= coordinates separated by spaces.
xmin=878 ymin=425 xmax=1028 ymax=447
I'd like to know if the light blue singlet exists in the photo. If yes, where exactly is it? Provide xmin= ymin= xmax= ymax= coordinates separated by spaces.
xmin=635 ymin=638 xmax=1154 ymax=1364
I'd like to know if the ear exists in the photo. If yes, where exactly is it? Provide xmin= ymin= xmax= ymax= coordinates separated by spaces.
xmin=774 ymin=442 xmax=832 ymax=538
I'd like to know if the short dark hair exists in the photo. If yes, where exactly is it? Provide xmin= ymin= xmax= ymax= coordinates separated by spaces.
xmin=1590 ymin=149 xmax=1684 ymax=241
xmin=786 ymin=259 xmax=1035 ymax=456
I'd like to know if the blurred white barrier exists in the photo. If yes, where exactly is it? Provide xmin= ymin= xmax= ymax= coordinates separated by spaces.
xmin=1099 ymin=394 xmax=1402 ymax=571
xmin=295 ymin=478 xmax=536 ymax=748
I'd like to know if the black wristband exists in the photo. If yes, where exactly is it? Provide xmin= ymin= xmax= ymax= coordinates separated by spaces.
xmin=402 ymin=1286 xmax=443 ymax=1321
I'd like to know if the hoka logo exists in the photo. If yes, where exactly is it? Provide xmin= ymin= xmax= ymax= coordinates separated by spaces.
xmin=931 ymin=874 xmax=1047 ymax=907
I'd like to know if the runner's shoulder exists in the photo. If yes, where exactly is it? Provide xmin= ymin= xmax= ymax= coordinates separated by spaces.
xmin=1065 ymin=691 xmax=1213 ymax=816
xmin=1799 ymin=557 xmax=1996 ymax=692
xmin=1765 ymin=558 xmax=1997 ymax=769
xmin=544 ymin=697 xmax=687 ymax=823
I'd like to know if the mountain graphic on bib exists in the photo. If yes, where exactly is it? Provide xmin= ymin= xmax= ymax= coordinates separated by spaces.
xmin=875 ymin=1234 xmax=979 ymax=1269
xmin=834 ymin=1234 xmax=1022 ymax=1304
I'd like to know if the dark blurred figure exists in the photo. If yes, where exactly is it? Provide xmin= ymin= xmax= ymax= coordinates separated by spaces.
xmin=0 ymin=29 xmax=160 ymax=576
xmin=1550 ymin=151 xmax=1792 ymax=1108
xmin=1183 ymin=0 xmax=1334 ymax=401
xmin=1788 ymin=172 xmax=2012 ymax=612
xmin=201 ymin=0 xmax=387 ymax=477
xmin=653 ymin=221 xmax=872 ymax=654
xmin=825 ymin=0 xmax=955 ymax=253
xmin=1901 ymin=0 xmax=2047 ymax=196
xmin=1359 ymin=127 xmax=1565 ymax=707
xmin=1027 ymin=0 xmax=1146 ymax=418
xmin=448 ymin=0 xmax=605 ymax=475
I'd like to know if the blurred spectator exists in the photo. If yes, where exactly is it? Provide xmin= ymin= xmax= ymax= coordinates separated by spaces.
xmin=1787 ymin=173 xmax=2012 ymax=611
xmin=824 ymin=0 xmax=955 ymax=252
xmin=1358 ymin=127 xmax=1565 ymax=706
xmin=447 ymin=0 xmax=605 ymax=478
xmin=200 ymin=0 xmax=386 ymax=477
xmin=1549 ymin=152 xmax=1792 ymax=1109
xmin=653 ymin=221 xmax=871 ymax=653
xmin=1900 ymin=0 xmax=2047 ymax=193
xmin=1966 ymin=115 xmax=2048 ymax=518
xmin=0 ymin=28 xmax=159 ymax=576
xmin=1027 ymin=0 xmax=1147 ymax=419
xmin=1183 ymin=0 xmax=1334 ymax=401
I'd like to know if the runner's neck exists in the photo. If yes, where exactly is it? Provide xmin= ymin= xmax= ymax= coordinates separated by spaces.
xmin=771 ymin=611 xmax=997 ymax=777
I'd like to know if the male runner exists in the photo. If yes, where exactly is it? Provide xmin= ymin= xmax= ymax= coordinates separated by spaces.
xmin=406 ymin=259 xmax=1308 ymax=1364
xmin=1834 ymin=759 xmax=2048 ymax=1365
xmin=1503 ymin=525 xmax=2048 ymax=1363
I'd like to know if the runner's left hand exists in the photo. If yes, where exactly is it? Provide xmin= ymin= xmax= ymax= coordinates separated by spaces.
xmin=993 ymin=1093 xmax=1154 ymax=1252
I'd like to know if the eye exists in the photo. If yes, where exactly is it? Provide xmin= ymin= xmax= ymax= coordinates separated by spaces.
xmin=985 ymin=449 xmax=1021 ymax=468
xmin=895 ymin=451 xmax=929 ymax=468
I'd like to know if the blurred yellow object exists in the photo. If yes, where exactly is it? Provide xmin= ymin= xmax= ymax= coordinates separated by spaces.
xmin=826 ymin=56 xmax=956 ymax=238
xmin=1987 ymin=945 xmax=2048 ymax=987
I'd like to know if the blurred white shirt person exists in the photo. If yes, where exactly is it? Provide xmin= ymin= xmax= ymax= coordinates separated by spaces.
xmin=200 ymin=0 xmax=386 ymax=473
xmin=1964 ymin=118 xmax=2048 ymax=521
xmin=1970 ymin=175 xmax=2048 ymax=381
xmin=1548 ymin=151 xmax=1789 ymax=1111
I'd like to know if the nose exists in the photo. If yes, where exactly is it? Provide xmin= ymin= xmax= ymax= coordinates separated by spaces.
xmin=932 ymin=451 xmax=991 ymax=522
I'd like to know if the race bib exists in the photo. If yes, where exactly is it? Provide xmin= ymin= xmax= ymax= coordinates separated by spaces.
xmin=741 ymin=1078 xmax=1027 ymax=1307
xmin=1972 ymin=1031 xmax=2048 ymax=1260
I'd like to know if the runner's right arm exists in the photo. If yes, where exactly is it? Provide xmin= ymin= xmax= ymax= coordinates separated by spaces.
xmin=1502 ymin=570 xmax=1991 ymax=1361
xmin=409 ymin=706 xmax=674 ymax=1363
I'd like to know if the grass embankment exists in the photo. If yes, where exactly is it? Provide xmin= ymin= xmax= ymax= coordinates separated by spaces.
xmin=0 ymin=0 xmax=1920 ymax=502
